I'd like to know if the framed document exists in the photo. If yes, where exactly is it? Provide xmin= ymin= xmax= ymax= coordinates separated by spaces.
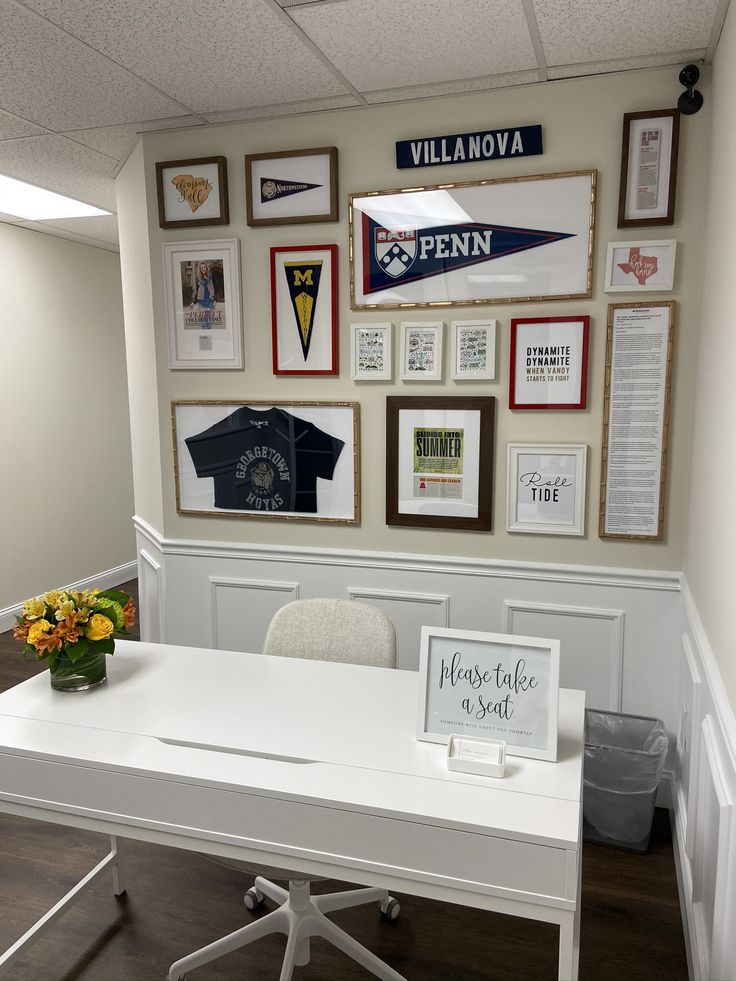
xmin=349 ymin=170 xmax=596 ymax=309
xmin=270 ymin=245 xmax=337 ymax=375
xmin=386 ymin=396 xmax=494 ymax=531
xmin=600 ymin=302 xmax=675 ymax=540
xmin=163 ymin=239 xmax=243 ymax=369
xmin=350 ymin=323 xmax=392 ymax=381
xmin=451 ymin=320 xmax=497 ymax=380
xmin=604 ymin=240 xmax=676 ymax=292
xmin=173 ymin=400 xmax=359 ymax=524
xmin=245 ymin=147 xmax=338 ymax=227
xmin=400 ymin=322 xmax=444 ymax=381
xmin=156 ymin=156 xmax=229 ymax=229
xmin=417 ymin=626 xmax=560 ymax=762
xmin=618 ymin=109 xmax=679 ymax=228
xmin=509 ymin=316 xmax=589 ymax=409
xmin=507 ymin=443 xmax=587 ymax=536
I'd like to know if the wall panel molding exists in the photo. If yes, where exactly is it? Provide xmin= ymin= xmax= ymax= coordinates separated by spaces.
xmin=209 ymin=576 xmax=299 ymax=653
xmin=347 ymin=586 xmax=450 ymax=669
xmin=138 ymin=549 xmax=164 ymax=644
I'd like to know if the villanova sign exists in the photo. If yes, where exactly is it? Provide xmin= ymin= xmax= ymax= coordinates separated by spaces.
xmin=396 ymin=125 xmax=543 ymax=170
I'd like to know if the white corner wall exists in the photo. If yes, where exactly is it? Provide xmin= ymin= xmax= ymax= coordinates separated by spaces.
xmin=0 ymin=223 xmax=135 ymax=616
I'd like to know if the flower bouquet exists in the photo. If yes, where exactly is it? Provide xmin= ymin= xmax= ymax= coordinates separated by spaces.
xmin=14 ymin=587 xmax=136 ymax=691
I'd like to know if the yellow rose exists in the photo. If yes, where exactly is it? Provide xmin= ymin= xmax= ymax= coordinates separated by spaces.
xmin=27 ymin=619 xmax=53 ymax=645
xmin=22 ymin=597 xmax=46 ymax=620
xmin=85 ymin=614 xmax=114 ymax=641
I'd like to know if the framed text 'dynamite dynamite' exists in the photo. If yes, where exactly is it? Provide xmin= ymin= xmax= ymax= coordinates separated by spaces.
xmin=172 ymin=400 xmax=359 ymax=524
xmin=386 ymin=396 xmax=495 ymax=531
xmin=509 ymin=315 xmax=589 ymax=410
xmin=156 ymin=156 xmax=229 ymax=229
xmin=349 ymin=170 xmax=596 ymax=310
xmin=245 ymin=147 xmax=338 ymax=227
xmin=270 ymin=245 xmax=337 ymax=376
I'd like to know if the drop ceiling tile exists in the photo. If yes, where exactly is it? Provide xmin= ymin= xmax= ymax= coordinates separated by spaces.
xmin=33 ymin=214 xmax=119 ymax=247
xmin=0 ymin=108 xmax=47 ymax=140
xmin=63 ymin=117 xmax=208 ymax=163
xmin=292 ymin=0 xmax=536 ymax=90
xmin=364 ymin=71 xmax=541 ymax=104
xmin=14 ymin=218 xmax=119 ymax=252
xmin=548 ymin=50 xmax=707 ymax=80
xmin=0 ymin=135 xmax=116 ymax=212
xmin=204 ymin=94 xmax=362 ymax=123
xmin=0 ymin=1 xmax=187 ymax=130
xmin=533 ymin=0 xmax=719 ymax=66
xmin=21 ymin=0 xmax=348 ymax=112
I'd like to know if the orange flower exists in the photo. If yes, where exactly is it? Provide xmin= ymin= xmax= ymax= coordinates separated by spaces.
xmin=57 ymin=617 xmax=83 ymax=645
xmin=34 ymin=629 xmax=63 ymax=654
xmin=123 ymin=599 xmax=136 ymax=631
xmin=13 ymin=621 xmax=30 ymax=642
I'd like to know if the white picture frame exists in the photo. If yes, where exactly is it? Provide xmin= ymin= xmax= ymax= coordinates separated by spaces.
xmin=350 ymin=323 xmax=393 ymax=381
xmin=507 ymin=443 xmax=587 ymax=536
xmin=450 ymin=320 xmax=497 ymax=380
xmin=604 ymin=240 xmax=676 ymax=292
xmin=164 ymin=239 xmax=243 ymax=370
xmin=417 ymin=626 xmax=560 ymax=762
xmin=401 ymin=322 xmax=443 ymax=381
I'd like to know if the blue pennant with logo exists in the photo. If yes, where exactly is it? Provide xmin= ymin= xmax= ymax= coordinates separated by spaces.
xmin=362 ymin=215 xmax=574 ymax=294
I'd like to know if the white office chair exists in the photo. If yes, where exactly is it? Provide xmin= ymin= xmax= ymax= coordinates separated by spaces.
xmin=168 ymin=599 xmax=404 ymax=981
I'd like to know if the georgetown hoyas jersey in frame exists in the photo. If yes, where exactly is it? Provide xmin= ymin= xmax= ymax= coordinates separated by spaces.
xmin=184 ymin=406 xmax=344 ymax=514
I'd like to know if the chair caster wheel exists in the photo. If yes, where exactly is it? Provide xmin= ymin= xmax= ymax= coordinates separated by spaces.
xmin=380 ymin=896 xmax=400 ymax=921
xmin=244 ymin=886 xmax=264 ymax=911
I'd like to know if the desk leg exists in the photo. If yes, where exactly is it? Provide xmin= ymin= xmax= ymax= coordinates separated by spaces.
xmin=558 ymin=906 xmax=581 ymax=981
xmin=110 ymin=835 xmax=126 ymax=897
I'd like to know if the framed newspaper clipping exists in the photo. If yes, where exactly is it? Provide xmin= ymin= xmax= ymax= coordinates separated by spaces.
xmin=618 ymin=109 xmax=679 ymax=228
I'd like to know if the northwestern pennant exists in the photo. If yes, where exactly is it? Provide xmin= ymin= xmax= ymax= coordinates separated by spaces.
xmin=261 ymin=177 xmax=321 ymax=203
xmin=362 ymin=215 xmax=574 ymax=294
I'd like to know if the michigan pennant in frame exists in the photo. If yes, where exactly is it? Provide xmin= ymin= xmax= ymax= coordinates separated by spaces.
xmin=271 ymin=245 xmax=338 ymax=375
xmin=284 ymin=260 xmax=323 ymax=360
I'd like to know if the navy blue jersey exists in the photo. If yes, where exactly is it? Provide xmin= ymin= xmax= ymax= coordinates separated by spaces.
xmin=185 ymin=406 xmax=344 ymax=513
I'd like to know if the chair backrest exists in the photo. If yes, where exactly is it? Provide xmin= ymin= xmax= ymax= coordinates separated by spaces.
xmin=263 ymin=598 xmax=396 ymax=669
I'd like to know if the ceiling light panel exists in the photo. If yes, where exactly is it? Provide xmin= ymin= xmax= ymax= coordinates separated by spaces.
xmin=0 ymin=174 xmax=111 ymax=220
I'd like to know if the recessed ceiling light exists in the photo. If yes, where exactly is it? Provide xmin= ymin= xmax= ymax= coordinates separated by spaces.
xmin=0 ymin=174 xmax=112 ymax=221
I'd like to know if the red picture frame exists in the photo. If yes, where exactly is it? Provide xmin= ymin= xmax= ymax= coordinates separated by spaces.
xmin=270 ymin=244 xmax=338 ymax=376
xmin=509 ymin=316 xmax=589 ymax=410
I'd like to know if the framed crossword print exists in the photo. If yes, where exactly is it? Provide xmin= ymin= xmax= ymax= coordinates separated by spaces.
xmin=349 ymin=170 xmax=596 ymax=309
xmin=156 ymin=156 xmax=229 ymax=229
xmin=270 ymin=245 xmax=337 ymax=375
xmin=245 ymin=147 xmax=338 ymax=226
xmin=173 ymin=400 xmax=359 ymax=523
xmin=509 ymin=316 xmax=589 ymax=409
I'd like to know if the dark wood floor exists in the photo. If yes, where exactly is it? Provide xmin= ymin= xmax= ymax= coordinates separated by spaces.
xmin=0 ymin=580 xmax=688 ymax=981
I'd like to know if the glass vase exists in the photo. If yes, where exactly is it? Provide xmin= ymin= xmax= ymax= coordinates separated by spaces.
xmin=50 ymin=648 xmax=107 ymax=692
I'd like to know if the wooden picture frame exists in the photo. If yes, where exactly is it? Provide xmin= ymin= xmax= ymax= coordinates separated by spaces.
xmin=506 ymin=442 xmax=587 ymax=536
xmin=604 ymin=240 xmax=677 ymax=292
xmin=618 ymin=109 xmax=680 ymax=228
xmin=386 ymin=396 xmax=494 ymax=531
xmin=509 ymin=316 xmax=589 ymax=409
xmin=349 ymin=170 xmax=596 ymax=310
xmin=599 ymin=302 xmax=675 ymax=540
xmin=173 ymin=400 xmax=359 ymax=524
xmin=270 ymin=244 xmax=338 ymax=376
xmin=245 ymin=146 xmax=338 ymax=227
xmin=416 ymin=626 xmax=560 ymax=762
xmin=156 ymin=156 xmax=229 ymax=229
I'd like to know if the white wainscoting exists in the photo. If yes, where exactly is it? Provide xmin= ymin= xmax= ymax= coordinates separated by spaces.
xmin=209 ymin=577 xmax=299 ymax=653
xmin=346 ymin=586 xmax=450 ymax=670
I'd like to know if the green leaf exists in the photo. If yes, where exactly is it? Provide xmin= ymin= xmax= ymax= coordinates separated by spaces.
xmin=101 ymin=589 xmax=130 ymax=606
xmin=94 ymin=638 xmax=115 ymax=655
xmin=65 ymin=638 xmax=90 ymax=662
xmin=94 ymin=598 xmax=124 ymax=630
xmin=48 ymin=650 xmax=59 ymax=670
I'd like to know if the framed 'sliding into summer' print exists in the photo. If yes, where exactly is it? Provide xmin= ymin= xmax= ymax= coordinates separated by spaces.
xmin=270 ymin=245 xmax=337 ymax=376
xmin=245 ymin=147 xmax=338 ymax=227
xmin=618 ymin=109 xmax=680 ymax=228
xmin=163 ymin=239 xmax=243 ymax=369
xmin=451 ymin=319 xmax=497 ymax=380
xmin=604 ymin=240 xmax=676 ymax=292
xmin=349 ymin=170 xmax=596 ymax=309
xmin=172 ymin=400 xmax=359 ymax=523
xmin=416 ymin=626 xmax=560 ymax=762
xmin=350 ymin=323 xmax=393 ymax=381
xmin=401 ymin=322 xmax=444 ymax=381
xmin=156 ymin=156 xmax=229 ymax=229
xmin=509 ymin=316 xmax=589 ymax=409
xmin=506 ymin=443 xmax=587 ymax=536
xmin=386 ymin=396 xmax=495 ymax=531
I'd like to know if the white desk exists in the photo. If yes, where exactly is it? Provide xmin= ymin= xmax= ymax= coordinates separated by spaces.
xmin=0 ymin=640 xmax=584 ymax=979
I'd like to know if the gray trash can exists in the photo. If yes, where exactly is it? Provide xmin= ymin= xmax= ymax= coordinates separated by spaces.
xmin=583 ymin=709 xmax=669 ymax=853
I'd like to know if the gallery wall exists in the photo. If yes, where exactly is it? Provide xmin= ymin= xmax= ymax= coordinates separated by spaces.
xmin=121 ymin=64 xmax=709 ymax=571
xmin=0 ymin=223 xmax=135 ymax=612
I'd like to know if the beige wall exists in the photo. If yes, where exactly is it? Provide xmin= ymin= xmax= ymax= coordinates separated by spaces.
xmin=685 ymin=5 xmax=736 ymax=707
xmin=0 ymin=223 xmax=134 ymax=609
xmin=125 ymin=65 xmax=708 ymax=569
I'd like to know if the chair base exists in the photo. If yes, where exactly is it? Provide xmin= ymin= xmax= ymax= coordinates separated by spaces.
xmin=167 ymin=876 xmax=405 ymax=981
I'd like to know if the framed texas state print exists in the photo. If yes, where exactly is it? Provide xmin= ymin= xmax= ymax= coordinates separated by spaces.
xmin=507 ymin=443 xmax=587 ymax=536
xmin=509 ymin=316 xmax=589 ymax=409
xmin=386 ymin=396 xmax=494 ymax=530
xmin=156 ymin=156 xmax=229 ymax=229
xmin=172 ymin=400 xmax=359 ymax=523
xmin=245 ymin=147 xmax=338 ymax=227
xmin=604 ymin=240 xmax=676 ymax=292
xmin=416 ymin=626 xmax=560 ymax=762
xmin=618 ymin=109 xmax=679 ymax=228
xmin=270 ymin=245 xmax=337 ymax=375
xmin=349 ymin=170 xmax=596 ymax=309
xmin=164 ymin=239 xmax=243 ymax=369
